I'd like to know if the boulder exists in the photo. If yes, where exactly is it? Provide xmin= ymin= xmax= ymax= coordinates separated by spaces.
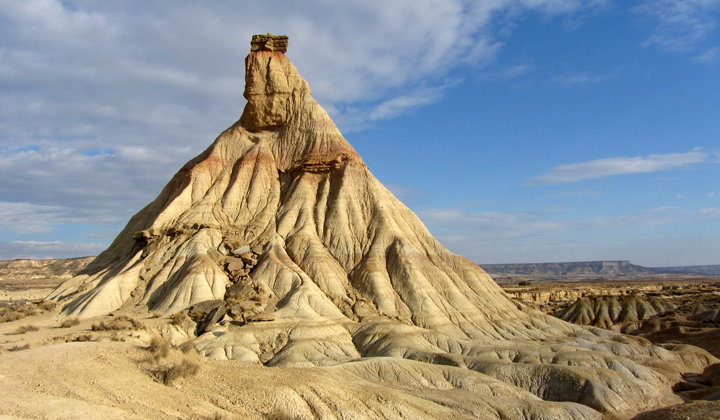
xmin=187 ymin=300 xmax=225 ymax=323
xmin=196 ymin=305 xmax=227 ymax=335
xmin=231 ymin=245 xmax=250 ymax=256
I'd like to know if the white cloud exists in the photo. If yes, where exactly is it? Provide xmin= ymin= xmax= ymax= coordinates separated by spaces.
xmin=417 ymin=204 xmax=720 ymax=265
xmin=693 ymin=47 xmax=720 ymax=63
xmin=0 ymin=0 xmax=601 ymax=219
xmin=477 ymin=63 xmax=535 ymax=82
xmin=0 ymin=146 xmax=190 ymax=212
xmin=0 ymin=201 xmax=117 ymax=234
xmin=550 ymin=69 xmax=619 ymax=85
xmin=650 ymin=205 xmax=681 ymax=212
xmin=526 ymin=148 xmax=708 ymax=185
xmin=0 ymin=240 xmax=105 ymax=260
xmin=419 ymin=205 xmax=701 ymax=243
xmin=709 ymin=192 xmax=716 ymax=197
xmin=366 ymin=83 xmax=456 ymax=123
xmin=677 ymin=194 xmax=688 ymax=199
xmin=636 ymin=0 xmax=720 ymax=52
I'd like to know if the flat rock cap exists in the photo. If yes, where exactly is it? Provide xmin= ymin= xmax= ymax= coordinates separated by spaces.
xmin=251 ymin=33 xmax=289 ymax=53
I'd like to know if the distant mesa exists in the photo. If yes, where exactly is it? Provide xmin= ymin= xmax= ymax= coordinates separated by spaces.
xmin=42 ymin=34 xmax=719 ymax=418
xmin=481 ymin=260 xmax=720 ymax=278
xmin=654 ymin=265 xmax=720 ymax=276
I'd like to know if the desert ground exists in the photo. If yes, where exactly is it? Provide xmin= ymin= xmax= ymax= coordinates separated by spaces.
xmin=1 ymin=259 xmax=720 ymax=419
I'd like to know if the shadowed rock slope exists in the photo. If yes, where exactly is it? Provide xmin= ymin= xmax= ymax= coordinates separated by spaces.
xmin=48 ymin=34 xmax=716 ymax=419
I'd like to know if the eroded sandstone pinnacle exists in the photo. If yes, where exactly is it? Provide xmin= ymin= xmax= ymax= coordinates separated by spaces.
xmin=250 ymin=32 xmax=288 ymax=53
xmin=47 ymin=34 xmax=719 ymax=419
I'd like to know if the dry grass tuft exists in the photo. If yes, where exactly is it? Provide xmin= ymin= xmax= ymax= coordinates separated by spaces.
xmin=59 ymin=317 xmax=80 ymax=328
xmin=9 ymin=324 xmax=40 ymax=335
xmin=72 ymin=333 xmax=94 ymax=342
xmin=7 ymin=343 xmax=33 ymax=352
xmin=0 ymin=309 xmax=25 ymax=323
xmin=92 ymin=315 xmax=144 ymax=331
xmin=147 ymin=335 xmax=171 ymax=360
xmin=0 ymin=301 xmax=35 ymax=323
xmin=38 ymin=300 xmax=57 ymax=311
xmin=0 ymin=300 xmax=60 ymax=323
xmin=150 ymin=358 xmax=200 ymax=385
xmin=151 ymin=311 xmax=163 ymax=318
xmin=170 ymin=311 xmax=195 ymax=329
xmin=178 ymin=340 xmax=198 ymax=354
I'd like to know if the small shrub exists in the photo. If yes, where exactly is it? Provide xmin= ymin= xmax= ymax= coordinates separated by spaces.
xmin=59 ymin=317 xmax=80 ymax=328
xmin=518 ymin=280 xmax=532 ymax=286
xmin=91 ymin=321 xmax=111 ymax=331
xmin=9 ymin=324 xmax=39 ymax=335
xmin=72 ymin=333 xmax=94 ymax=342
xmin=147 ymin=335 xmax=170 ymax=360
xmin=0 ymin=310 xmax=25 ymax=323
xmin=151 ymin=358 xmax=199 ymax=385
xmin=92 ymin=315 xmax=144 ymax=331
xmin=0 ymin=300 xmax=59 ymax=323
xmin=38 ymin=300 xmax=57 ymax=311
xmin=170 ymin=311 xmax=194 ymax=328
xmin=151 ymin=312 xmax=163 ymax=318
xmin=8 ymin=343 xmax=32 ymax=352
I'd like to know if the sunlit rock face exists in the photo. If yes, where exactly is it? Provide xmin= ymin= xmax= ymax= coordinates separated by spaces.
xmin=49 ymin=34 xmax=717 ymax=419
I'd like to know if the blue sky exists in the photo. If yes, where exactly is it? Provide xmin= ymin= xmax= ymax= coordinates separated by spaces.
xmin=0 ymin=0 xmax=718 ymax=266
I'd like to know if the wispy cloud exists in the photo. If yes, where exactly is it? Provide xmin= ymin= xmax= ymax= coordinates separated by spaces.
xmin=550 ymin=69 xmax=619 ymax=85
xmin=0 ymin=201 xmax=122 ymax=235
xmin=384 ymin=184 xmax=426 ymax=207
xmin=0 ymin=241 xmax=105 ymax=260
xmin=419 ymin=205 xmax=713 ymax=242
xmin=417 ymin=204 xmax=720 ymax=265
xmin=636 ymin=0 xmax=720 ymax=52
xmin=477 ymin=63 xmax=535 ymax=82
xmin=367 ymin=80 xmax=461 ymax=123
xmin=526 ymin=147 xmax=708 ymax=185
xmin=0 ymin=0 xmax=603 ymax=216
xmin=0 ymin=146 xmax=190 ymax=212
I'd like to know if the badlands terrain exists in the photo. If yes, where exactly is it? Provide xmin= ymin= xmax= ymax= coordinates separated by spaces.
xmin=3 ymin=260 xmax=720 ymax=419
xmin=2 ymin=34 xmax=720 ymax=419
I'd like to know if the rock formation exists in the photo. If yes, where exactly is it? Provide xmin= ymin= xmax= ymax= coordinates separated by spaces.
xmin=555 ymin=296 xmax=678 ymax=330
xmin=482 ymin=260 xmax=657 ymax=278
xmin=48 ymin=34 xmax=717 ymax=418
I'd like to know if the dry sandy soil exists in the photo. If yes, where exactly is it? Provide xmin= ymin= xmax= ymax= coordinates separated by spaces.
xmin=0 ymin=267 xmax=719 ymax=419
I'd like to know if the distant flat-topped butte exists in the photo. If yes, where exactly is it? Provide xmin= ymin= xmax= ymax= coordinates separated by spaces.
xmin=27 ymin=34 xmax=720 ymax=419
